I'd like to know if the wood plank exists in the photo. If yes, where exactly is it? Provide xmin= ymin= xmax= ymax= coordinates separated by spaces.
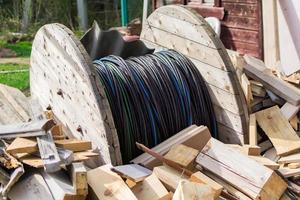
xmin=0 ymin=84 xmax=31 ymax=125
xmin=112 ymin=164 xmax=152 ymax=182
xmin=196 ymin=138 xmax=287 ymax=199
xmin=54 ymin=139 xmax=91 ymax=152
xmin=262 ymin=0 xmax=280 ymax=69
xmin=201 ymin=169 xmax=252 ymax=200
xmin=164 ymin=144 xmax=199 ymax=170
xmin=173 ymin=180 xmax=214 ymax=200
xmin=249 ymin=156 xmax=279 ymax=170
xmin=280 ymin=102 xmax=300 ymax=121
xmin=8 ymin=173 xmax=54 ymax=200
xmin=0 ymin=84 xmax=30 ymax=121
xmin=190 ymin=171 xmax=223 ymax=199
xmin=244 ymin=55 xmax=300 ymax=105
xmin=153 ymin=165 xmax=188 ymax=192
xmin=240 ymin=73 xmax=253 ymax=106
xmin=277 ymin=0 xmax=300 ymax=75
xmin=87 ymin=164 xmax=137 ymax=200
xmin=30 ymin=100 xmax=61 ymax=173
xmin=288 ymin=162 xmax=300 ymax=169
xmin=278 ymin=153 xmax=300 ymax=164
xmin=255 ymin=106 xmax=300 ymax=156
xmin=0 ymin=119 xmax=53 ymax=139
xmin=263 ymin=148 xmax=279 ymax=162
xmin=131 ymin=174 xmax=169 ymax=200
xmin=250 ymin=80 xmax=266 ymax=97
xmin=69 ymin=162 xmax=88 ymax=196
xmin=278 ymin=167 xmax=300 ymax=178
xmin=6 ymin=137 xmax=38 ymax=154
xmin=41 ymin=170 xmax=82 ymax=200
xmin=131 ymin=125 xmax=211 ymax=168
xmin=249 ymin=113 xmax=257 ymax=146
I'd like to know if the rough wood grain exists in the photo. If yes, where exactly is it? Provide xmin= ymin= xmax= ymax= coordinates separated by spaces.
xmin=30 ymin=23 xmax=121 ymax=165
xmin=141 ymin=5 xmax=249 ymax=144
xmin=255 ymin=106 xmax=300 ymax=156
xmin=196 ymin=138 xmax=287 ymax=199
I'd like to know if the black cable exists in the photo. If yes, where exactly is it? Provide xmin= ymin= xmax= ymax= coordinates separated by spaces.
xmin=94 ymin=50 xmax=217 ymax=163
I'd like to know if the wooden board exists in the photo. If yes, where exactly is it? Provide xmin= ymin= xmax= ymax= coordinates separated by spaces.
xmin=112 ymin=164 xmax=152 ymax=182
xmin=6 ymin=137 xmax=38 ymax=154
xmin=173 ymin=180 xmax=214 ymax=200
xmin=153 ymin=165 xmax=188 ymax=192
xmin=0 ymin=84 xmax=31 ymax=124
xmin=244 ymin=55 xmax=300 ymax=106
xmin=131 ymin=125 xmax=211 ymax=168
xmin=255 ymin=106 xmax=300 ymax=156
xmin=280 ymin=102 xmax=300 ymax=121
xmin=278 ymin=153 xmax=300 ymax=164
xmin=277 ymin=0 xmax=300 ymax=75
xmin=196 ymin=137 xmax=287 ymax=200
xmin=141 ymin=5 xmax=249 ymax=144
xmin=131 ymin=174 xmax=169 ymax=200
xmin=54 ymin=139 xmax=91 ymax=152
xmin=8 ymin=173 xmax=54 ymax=200
xmin=262 ymin=0 xmax=280 ymax=69
xmin=30 ymin=23 xmax=121 ymax=165
xmin=87 ymin=164 xmax=137 ymax=200
xmin=190 ymin=171 xmax=223 ymax=199
xmin=164 ymin=144 xmax=199 ymax=170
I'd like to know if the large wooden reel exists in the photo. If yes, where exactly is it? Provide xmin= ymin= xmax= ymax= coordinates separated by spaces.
xmin=30 ymin=6 xmax=248 ymax=165
xmin=141 ymin=5 xmax=249 ymax=144
xmin=30 ymin=23 xmax=121 ymax=165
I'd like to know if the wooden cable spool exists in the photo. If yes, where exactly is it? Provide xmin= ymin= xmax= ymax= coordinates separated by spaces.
xmin=30 ymin=6 xmax=248 ymax=165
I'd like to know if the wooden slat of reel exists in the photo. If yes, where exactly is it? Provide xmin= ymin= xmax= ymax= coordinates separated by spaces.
xmin=30 ymin=23 xmax=121 ymax=165
xmin=141 ymin=5 xmax=249 ymax=143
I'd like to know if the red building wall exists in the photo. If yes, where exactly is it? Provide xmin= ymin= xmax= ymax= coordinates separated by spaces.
xmin=220 ymin=0 xmax=262 ymax=58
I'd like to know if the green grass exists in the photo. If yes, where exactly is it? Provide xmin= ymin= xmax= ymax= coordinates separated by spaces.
xmin=0 ymin=40 xmax=32 ymax=57
xmin=0 ymin=63 xmax=29 ymax=91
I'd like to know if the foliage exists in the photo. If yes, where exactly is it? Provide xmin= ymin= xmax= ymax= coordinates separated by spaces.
xmin=0 ymin=40 xmax=32 ymax=57
xmin=0 ymin=63 xmax=29 ymax=91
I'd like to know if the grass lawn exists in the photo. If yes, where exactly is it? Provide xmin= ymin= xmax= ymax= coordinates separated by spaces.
xmin=0 ymin=63 xmax=29 ymax=91
xmin=0 ymin=40 xmax=32 ymax=57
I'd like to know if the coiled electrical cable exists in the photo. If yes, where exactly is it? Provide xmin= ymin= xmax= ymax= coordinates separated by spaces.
xmin=94 ymin=50 xmax=217 ymax=162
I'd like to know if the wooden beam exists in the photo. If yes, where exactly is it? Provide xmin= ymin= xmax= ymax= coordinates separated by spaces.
xmin=278 ymin=167 xmax=300 ymax=178
xmin=0 ymin=119 xmax=53 ymax=139
xmin=249 ymin=113 xmax=257 ymax=146
xmin=6 ymin=138 xmax=38 ymax=155
xmin=278 ymin=153 xmax=300 ymax=164
xmin=164 ymin=144 xmax=199 ymax=170
xmin=255 ymin=106 xmax=300 ymax=156
xmin=190 ymin=171 xmax=223 ymax=199
xmin=131 ymin=173 xmax=169 ymax=200
xmin=30 ymin=99 xmax=61 ymax=173
xmin=87 ymin=164 xmax=137 ymax=200
xmin=54 ymin=139 xmax=92 ymax=152
xmin=112 ymin=164 xmax=152 ymax=182
xmin=196 ymin=138 xmax=287 ymax=200
xmin=131 ymin=125 xmax=210 ymax=168
xmin=262 ymin=0 xmax=280 ymax=69
xmin=280 ymin=102 xmax=300 ymax=121
xmin=153 ymin=165 xmax=188 ymax=192
xmin=173 ymin=180 xmax=214 ymax=200
xmin=69 ymin=162 xmax=88 ymax=196
xmin=244 ymin=55 xmax=300 ymax=106
xmin=8 ymin=173 xmax=54 ymax=200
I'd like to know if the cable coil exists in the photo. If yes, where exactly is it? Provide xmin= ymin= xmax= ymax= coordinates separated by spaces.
xmin=94 ymin=50 xmax=217 ymax=162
